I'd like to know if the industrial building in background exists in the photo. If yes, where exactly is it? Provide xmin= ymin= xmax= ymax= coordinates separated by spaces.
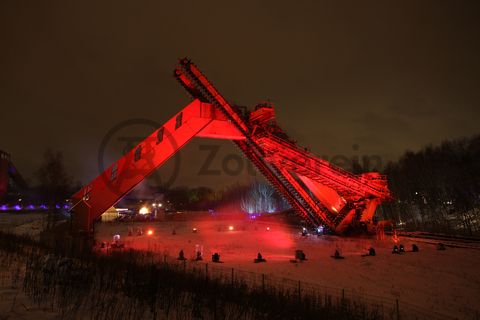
xmin=0 ymin=150 xmax=28 ymax=205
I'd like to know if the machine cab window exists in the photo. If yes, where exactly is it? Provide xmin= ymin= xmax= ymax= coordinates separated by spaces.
xmin=156 ymin=127 xmax=164 ymax=144
xmin=134 ymin=146 xmax=142 ymax=161
xmin=175 ymin=113 xmax=183 ymax=129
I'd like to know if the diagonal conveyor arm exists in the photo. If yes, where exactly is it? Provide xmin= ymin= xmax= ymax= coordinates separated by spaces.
xmin=71 ymin=100 xmax=243 ymax=232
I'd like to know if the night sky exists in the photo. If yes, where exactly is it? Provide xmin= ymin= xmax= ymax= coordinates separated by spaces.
xmin=1 ymin=1 xmax=479 ymax=190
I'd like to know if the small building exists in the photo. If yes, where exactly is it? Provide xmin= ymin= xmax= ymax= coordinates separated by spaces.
xmin=101 ymin=207 xmax=119 ymax=222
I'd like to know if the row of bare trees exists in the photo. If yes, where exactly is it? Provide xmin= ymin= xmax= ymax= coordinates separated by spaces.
xmin=381 ymin=135 xmax=480 ymax=235
xmin=241 ymin=182 xmax=289 ymax=214
xmin=34 ymin=131 xmax=480 ymax=236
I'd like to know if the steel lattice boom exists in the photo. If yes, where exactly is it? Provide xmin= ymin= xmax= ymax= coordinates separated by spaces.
xmin=71 ymin=58 xmax=391 ymax=234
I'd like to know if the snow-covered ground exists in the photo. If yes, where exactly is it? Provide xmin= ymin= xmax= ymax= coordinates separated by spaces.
xmin=0 ymin=212 xmax=45 ymax=236
xmin=96 ymin=218 xmax=480 ymax=319
xmin=2 ymin=212 xmax=479 ymax=318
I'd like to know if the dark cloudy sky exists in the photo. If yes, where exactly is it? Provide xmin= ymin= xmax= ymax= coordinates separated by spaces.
xmin=1 ymin=1 xmax=479 ymax=190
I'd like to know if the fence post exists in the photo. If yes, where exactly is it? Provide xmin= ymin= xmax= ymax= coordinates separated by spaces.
xmin=396 ymin=299 xmax=400 ymax=320
xmin=262 ymin=274 xmax=265 ymax=292
xmin=298 ymin=281 xmax=301 ymax=301
xmin=231 ymin=268 xmax=234 ymax=285
xmin=183 ymin=259 xmax=186 ymax=273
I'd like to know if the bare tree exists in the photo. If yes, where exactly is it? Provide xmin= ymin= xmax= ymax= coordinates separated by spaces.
xmin=241 ymin=182 xmax=278 ymax=214
xmin=36 ymin=149 xmax=72 ymax=230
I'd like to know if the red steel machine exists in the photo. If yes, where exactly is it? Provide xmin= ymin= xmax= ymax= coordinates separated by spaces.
xmin=71 ymin=59 xmax=390 ymax=234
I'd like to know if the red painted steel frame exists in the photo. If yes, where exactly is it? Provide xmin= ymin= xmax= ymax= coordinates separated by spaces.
xmin=70 ymin=59 xmax=391 ymax=234
xmin=70 ymin=100 xmax=244 ymax=232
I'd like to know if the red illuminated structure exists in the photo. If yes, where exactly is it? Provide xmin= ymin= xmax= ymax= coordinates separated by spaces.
xmin=71 ymin=59 xmax=390 ymax=234
xmin=0 ymin=150 xmax=28 ymax=203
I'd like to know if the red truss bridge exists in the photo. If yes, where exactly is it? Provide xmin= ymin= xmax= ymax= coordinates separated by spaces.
xmin=71 ymin=59 xmax=391 ymax=234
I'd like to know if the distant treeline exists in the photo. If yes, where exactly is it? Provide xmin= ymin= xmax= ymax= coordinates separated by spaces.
xmin=382 ymin=134 xmax=480 ymax=235
xmin=167 ymin=134 xmax=480 ymax=236
xmin=164 ymin=182 xmax=287 ymax=215
xmin=33 ymin=134 xmax=480 ymax=235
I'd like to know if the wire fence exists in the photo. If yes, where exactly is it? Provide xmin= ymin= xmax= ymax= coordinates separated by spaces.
xmin=0 ymin=234 xmax=471 ymax=320
xmin=166 ymin=256 xmax=458 ymax=320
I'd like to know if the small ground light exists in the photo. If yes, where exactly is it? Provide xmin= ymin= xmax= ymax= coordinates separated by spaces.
xmin=301 ymin=227 xmax=308 ymax=236
xmin=193 ymin=228 xmax=197 ymax=233
xmin=266 ymin=227 xmax=270 ymax=231
xmin=229 ymin=226 xmax=234 ymax=231
xmin=147 ymin=229 xmax=154 ymax=236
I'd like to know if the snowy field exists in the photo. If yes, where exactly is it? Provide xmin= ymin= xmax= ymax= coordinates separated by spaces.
xmin=1 ymin=212 xmax=479 ymax=318
xmin=95 ymin=218 xmax=480 ymax=319
xmin=0 ymin=212 xmax=45 ymax=236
